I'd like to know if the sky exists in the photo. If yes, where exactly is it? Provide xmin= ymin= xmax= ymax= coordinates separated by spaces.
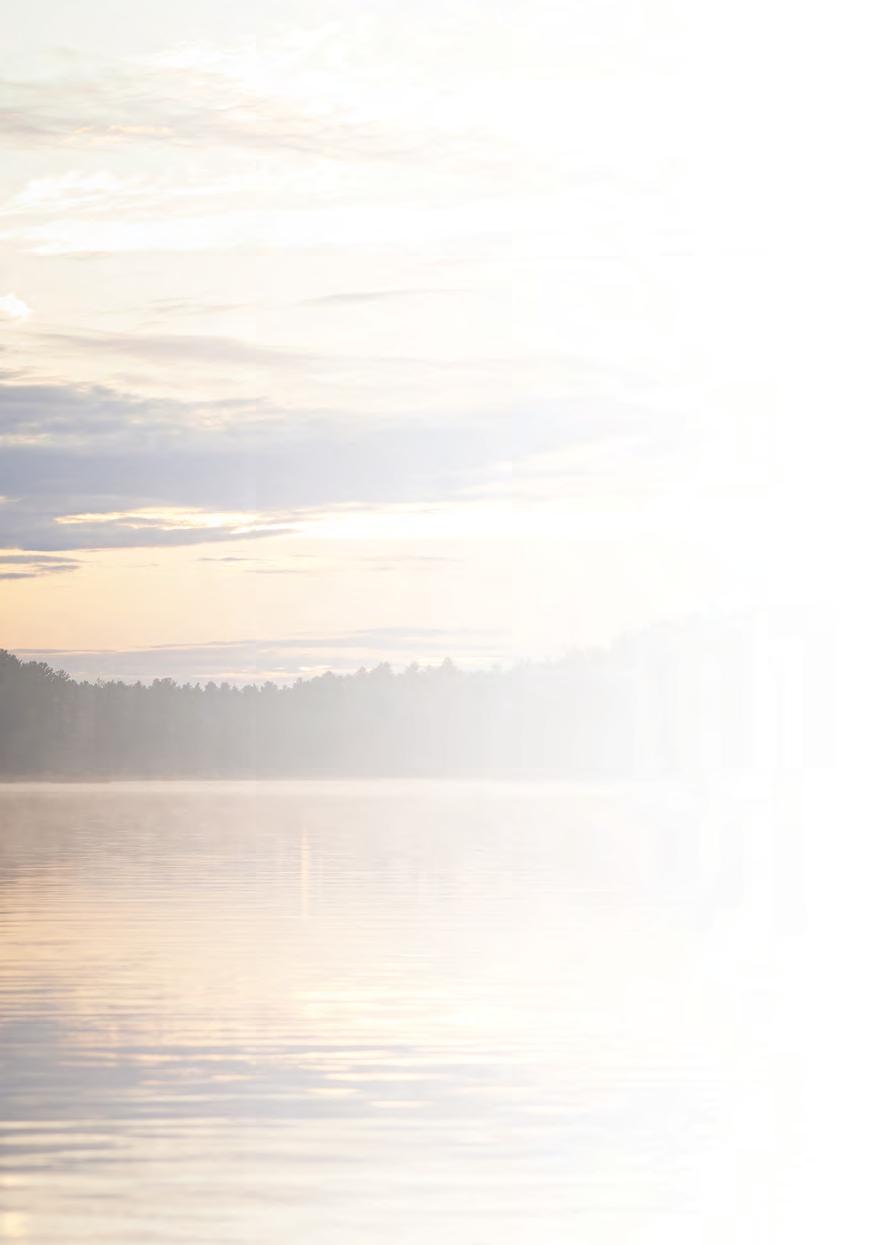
xmin=0 ymin=0 xmax=828 ymax=682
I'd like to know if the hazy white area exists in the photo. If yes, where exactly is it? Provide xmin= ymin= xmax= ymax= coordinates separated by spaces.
xmin=1 ymin=0 xmax=876 ymax=1238
xmin=0 ymin=0 xmax=848 ymax=679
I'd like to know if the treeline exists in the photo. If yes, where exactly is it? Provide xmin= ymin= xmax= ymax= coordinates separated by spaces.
xmin=0 ymin=623 xmax=812 ymax=778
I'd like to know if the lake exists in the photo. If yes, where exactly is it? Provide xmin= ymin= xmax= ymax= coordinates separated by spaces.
xmin=0 ymin=781 xmax=793 ymax=1243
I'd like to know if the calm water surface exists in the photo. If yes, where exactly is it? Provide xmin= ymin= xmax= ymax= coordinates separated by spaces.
xmin=0 ymin=782 xmax=790 ymax=1243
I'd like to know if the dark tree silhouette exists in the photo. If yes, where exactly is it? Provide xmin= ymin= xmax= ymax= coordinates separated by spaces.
xmin=0 ymin=622 xmax=808 ymax=779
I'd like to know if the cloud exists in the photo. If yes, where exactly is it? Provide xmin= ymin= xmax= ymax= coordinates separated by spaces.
xmin=198 ymin=552 xmax=456 ymax=576
xmin=144 ymin=298 xmax=250 ymax=320
xmin=197 ymin=554 xmax=266 ymax=564
xmin=298 ymin=289 xmax=462 ymax=308
xmin=0 ymin=189 xmax=601 ymax=259
xmin=0 ymin=71 xmax=382 ymax=157
xmin=13 ymin=628 xmax=500 ymax=682
xmin=0 ymin=293 xmax=31 ymax=321
xmin=0 ymin=30 xmax=481 ymax=166
xmin=45 ymin=329 xmax=311 ymax=370
xmin=0 ymin=553 xmax=79 ymax=579
xmin=0 ymin=378 xmax=183 ymax=441
xmin=0 ymin=374 xmax=648 ymax=552
xmin=23 ymin=327 xmax=591 ymax=422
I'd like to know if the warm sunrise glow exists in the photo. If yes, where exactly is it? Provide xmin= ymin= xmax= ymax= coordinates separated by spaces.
xmin=0 ymin=0 xmax=817 ymax=681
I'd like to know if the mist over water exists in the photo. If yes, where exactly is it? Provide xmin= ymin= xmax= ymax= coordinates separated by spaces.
xmin=0 ymin=780 xmax=792 ymax=1244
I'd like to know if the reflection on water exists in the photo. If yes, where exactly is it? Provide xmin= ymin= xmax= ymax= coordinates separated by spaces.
xmin=0 ymin=781 xmax=790 ymax=1243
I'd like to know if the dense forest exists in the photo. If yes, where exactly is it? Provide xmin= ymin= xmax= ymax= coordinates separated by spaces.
xmin=0 ymin=623 xmax=815 ymax=778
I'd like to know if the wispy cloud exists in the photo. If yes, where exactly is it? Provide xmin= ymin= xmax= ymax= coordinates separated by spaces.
xmin=16 ymin=326 xmax=594 ymax=420
xmin=298 ymin=289 xmax=463 ymax=308
xmin=0 ymin=292 xmax=31 ymax=321
xmin=0 ymin=57 xmax=423 ymax=158
xmin=43 ymin=329 xmax=313 ymax=370
xmin=13 ymin=627 xmax=501 ymax=681
xmin=197 ymin=554 xmax=266 ymax=564
xmin=0 ymin=553 xmax=79 ymax=579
